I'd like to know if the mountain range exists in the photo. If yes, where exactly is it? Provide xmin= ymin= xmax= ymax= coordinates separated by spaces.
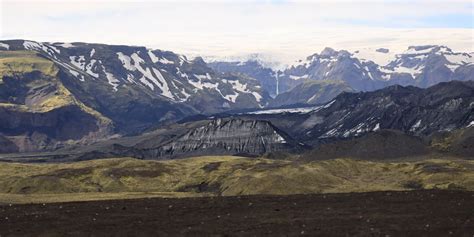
xmin=0 ymin=39 xmax=473 ymax=157
xmin=1 ymin=80 xmax=471 ymax=162
xmin=210 ymin=45 xmax=474 ymax=106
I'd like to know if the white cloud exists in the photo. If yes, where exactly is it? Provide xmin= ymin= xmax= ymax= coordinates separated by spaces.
xmin=1 ymin=0 xmax=472 ymax=64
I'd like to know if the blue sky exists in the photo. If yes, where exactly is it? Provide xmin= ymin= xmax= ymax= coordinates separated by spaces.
xmin=1 ymin=0 xmax=472 ymax=64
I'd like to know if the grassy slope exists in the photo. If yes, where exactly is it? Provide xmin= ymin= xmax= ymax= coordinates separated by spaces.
xmin=0 ymin=156 xmax=472 ymax=203
xmin=0 ymin=51 xmax=58 ymax=78
xmin=0 ymin=50 xmax=111 ymax=123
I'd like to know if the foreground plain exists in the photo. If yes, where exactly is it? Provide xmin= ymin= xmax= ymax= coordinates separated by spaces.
xmin=0 ymin=190 xmax=472 ymax=236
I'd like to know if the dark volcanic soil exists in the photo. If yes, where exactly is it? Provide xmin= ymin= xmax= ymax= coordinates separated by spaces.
xmin=0 ymin=190 xmax=473 ymax=237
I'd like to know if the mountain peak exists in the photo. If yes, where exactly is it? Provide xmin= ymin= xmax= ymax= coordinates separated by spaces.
xmin=320 ymin=47 xmax=338 ymax=57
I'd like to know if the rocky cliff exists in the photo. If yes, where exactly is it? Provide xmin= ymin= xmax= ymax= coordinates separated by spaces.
xmin=137 ymin=118 xmax=304 ymax=159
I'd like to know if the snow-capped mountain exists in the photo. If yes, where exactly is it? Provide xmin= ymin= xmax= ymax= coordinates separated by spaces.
xmin=1 ymin=40 xmax=268 ymax=112
xmin=208 ymin=60 xmax=279 ymax=98
xmin=209 ymin=45 xmax=474 ymax=107
xmin=380 ymin=45 xmax=474 ymax=87
xmin=0 ymin=39 xmax=272 ymax=152
xmin=281 ymin=47 xmax=386 ymax=92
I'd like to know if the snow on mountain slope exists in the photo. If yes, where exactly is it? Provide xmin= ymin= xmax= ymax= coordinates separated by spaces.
xmin=0 ymin=40 xmax=268 ymax=111
xmin=209 ymin=45 xmax=473 ymax=109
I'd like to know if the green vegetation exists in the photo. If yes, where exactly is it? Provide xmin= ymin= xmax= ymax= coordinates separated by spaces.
xmin=0 ymin=50 xmax=58 ymax=79
xmin=0 ymin=50 xmax=111 ymax=124
xmin=0 ymin=156 xmax=472 ymax=203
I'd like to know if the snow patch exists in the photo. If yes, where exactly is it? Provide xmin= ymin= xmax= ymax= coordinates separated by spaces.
xmin=152 ymin=68 xmax=174 ymax=99
xmin=68 ymin=69 xmax=85 ymax=82
xmin=116 ymin=52 xmax=135 ymax=71
xmin=69 ymin=56 xmax=86 ymax=70
xmin=373 ymin=123 xmax=380 ymax=131
xmin=147 ymin=50 xmax=159 ymax=63
xmin=222 ymin=79 xmax=262 ymax=103
xmin=0 ymin=43 xmax=9 ymax=50
xmin=104 ymin=70 xmax=120 ymax=91
xmin=23 ymin=41 xmax=59 ymax=59
xmin=289 ymin=74 xmax=309 ymax=80
xmin=274 ymin=131 xmax=287 ymax=143
xmin=404 ymin=46 xmax=435 ymax=55
xmin=467 ymin=121 xmax=474 ymax=128
xmin=57 ymin=43 xmax=75 ymax=48
xmin=246 ymin=106 xmax=321 ymax=115
xmin=410 ymin=119 xmax=422 ymax=132
xmin=322 ymin=100 xmax=335 ymax=108
xmin=445 ymin=54 xmax=473 ymax=65
xmin=85 ymin=59 xmax=99 ymax=78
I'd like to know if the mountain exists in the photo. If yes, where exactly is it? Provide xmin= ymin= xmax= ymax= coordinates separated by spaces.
xmin=10 ymin=118 xmax=306 ymax=161
xmin=7 ymin=81 xmax=471 ymax=162
xmin=236 ymin=81 xmax=473 ymax=146
xmin=281 ymin=47 xmax=386 ymax=92
xmin=380 ymin=45 xmax=474 ymax=87
xmin=1 ymin=40 xmax=473 ymax=155
xmin=303 ymin=80 xmax=473 ymax=141
xmin=268 ymin=80 xmax=355 ymax=108
xmin=0 ymin=40 xmax=270 ymax=151
xmin=209 ymin=45 xmax=473 ymax=108
xmin=0 ymin=50 xmax=113 ymax=152
xmin=136 ymin=118 xmax=304 ymax=159
xmin=302 ymin=130 xmax=430 ymax=160
xmin=208 ymin=60 xmax=278 ymax=97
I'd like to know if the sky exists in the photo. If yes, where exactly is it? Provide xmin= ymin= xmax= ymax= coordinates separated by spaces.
xmin=1 ymin=0 xmax=473 ymax=65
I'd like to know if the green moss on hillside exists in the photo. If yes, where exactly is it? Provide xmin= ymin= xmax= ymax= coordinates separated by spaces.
xmin=0 ymin=156 xmax=472 ymax=203
xmin=0 ymin=51 xmax=58 ymax=79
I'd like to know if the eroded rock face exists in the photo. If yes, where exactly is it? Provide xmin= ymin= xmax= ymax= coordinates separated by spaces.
xmin=0 ymin=105 xmax=113 ymax=152
xmin=235 ymin=81 xmax=474 ymax=146
xmin=0 ymin=134 xmax=18 ymax=153
xmin=139 ymin=119 xmax=303 ymax=158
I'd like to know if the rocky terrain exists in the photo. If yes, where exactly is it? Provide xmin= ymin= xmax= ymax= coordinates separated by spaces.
xmin=137 ymin=118 xmax=304 ymax=159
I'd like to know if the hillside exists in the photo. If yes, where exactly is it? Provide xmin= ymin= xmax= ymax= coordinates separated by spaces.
xmin=0 ymin=156 xmax=472 ymax=204
xmin=0 ymin=50 xmax=113 ymax=152
xmin=0 ymin=40 xmax=273 ymax=152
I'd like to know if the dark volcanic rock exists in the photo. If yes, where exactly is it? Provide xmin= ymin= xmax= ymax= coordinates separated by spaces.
xmin=138 ymin=118 xmax=304 ymax=158
xmin=300 ymin=81 xmax=474 ymax=143
xmin=430 ymin=127 xmax=474 ymax=158
xmin=303 ymin=130 xmax=430 ymax=160
xmin=0 ymin=135 xmax=18 ymax=153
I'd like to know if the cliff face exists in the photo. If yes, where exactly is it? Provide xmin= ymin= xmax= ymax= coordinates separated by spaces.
xmin=139 ymin=119 xmax=303 ymax=158
xmin=0 ymin=50 xmax=113 ymax=152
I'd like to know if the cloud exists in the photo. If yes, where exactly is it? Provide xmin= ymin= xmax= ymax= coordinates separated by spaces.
xmin=1 ymin=0 xmax=472 ymax=64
